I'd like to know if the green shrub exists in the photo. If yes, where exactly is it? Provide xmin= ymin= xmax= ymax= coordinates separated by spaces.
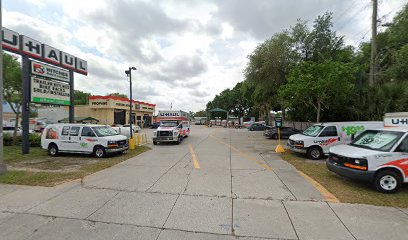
xmin=3 ymin=133 xmax=40 ymax=147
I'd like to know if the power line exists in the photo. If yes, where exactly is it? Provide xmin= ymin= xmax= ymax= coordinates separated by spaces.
xmin=335 ymin=2 xmax=372 ymax=32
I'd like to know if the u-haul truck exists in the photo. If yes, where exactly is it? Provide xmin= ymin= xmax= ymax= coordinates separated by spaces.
xmin=153 ymin=110 xmax=190 ymax=145
xmin=327 ymin=112 xmax=408 ymax=193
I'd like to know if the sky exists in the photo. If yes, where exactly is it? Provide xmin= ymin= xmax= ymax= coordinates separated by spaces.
xmin=3 ymin=0 xmax=407 ymax=113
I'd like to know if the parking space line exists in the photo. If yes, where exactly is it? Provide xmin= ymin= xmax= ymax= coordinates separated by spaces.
xmin=296 ymin=170 xmax=339 ymax=203
xmin=210 ymin=135 xmax=272 ymax=171
xmin=188 ymin=144 xmax=200 ymax=169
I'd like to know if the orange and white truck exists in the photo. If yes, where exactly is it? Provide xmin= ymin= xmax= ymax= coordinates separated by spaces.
xmin=327 ymin=112 xmax=408 ymax=193
xmin=153 ymin=110 xmax=190 ymax=145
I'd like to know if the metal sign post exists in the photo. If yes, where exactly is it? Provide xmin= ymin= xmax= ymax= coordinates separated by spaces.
xmin=21 ymin=56 xmax=30 ymax=154
xmin=69 ymin=70 xmax=74 ymax=123
xmin=274 ymin=117 xmax=285 ymax=153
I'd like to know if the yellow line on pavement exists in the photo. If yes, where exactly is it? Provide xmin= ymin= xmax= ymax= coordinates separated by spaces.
xmin=210 ymin=135 xmax=272 ymax=171
xmin=296 ymin=170 xmax=339 ymax=203
xmin=188 ymin=144 xmax=200 ymax=169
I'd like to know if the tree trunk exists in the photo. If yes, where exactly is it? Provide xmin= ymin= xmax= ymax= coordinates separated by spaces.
xmin=13 ymin=112 xmax=20 ymax=145
xmin=316 ymin=100 xmax=321 ymax=123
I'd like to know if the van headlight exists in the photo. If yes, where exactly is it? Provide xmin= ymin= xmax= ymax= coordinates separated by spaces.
xmin=153 ymin=131 xmax=157 ymax=136
xmin=173 ymin=131 xmax=179 ymax=136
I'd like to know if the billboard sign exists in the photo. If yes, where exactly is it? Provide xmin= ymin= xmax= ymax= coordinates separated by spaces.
xmin=31 ymin=76 xmax=70 ymax=105
xmin=1 ymin=27 xmax=87 ymax=75
xmin=31 ymin=61 xmax=70 ymax=83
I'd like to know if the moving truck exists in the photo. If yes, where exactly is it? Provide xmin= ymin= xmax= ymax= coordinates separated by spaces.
xmin=288 ymin=121 xmax=383 ymax=160
xmin=327 ymin=112 xmax=408 ymax=193
xmin=153 ymin=110 xmax=190 ymax=145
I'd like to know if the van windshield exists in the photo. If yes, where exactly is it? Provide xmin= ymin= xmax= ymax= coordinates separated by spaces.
xmin=161 ymin=121 xmax=178 ymax=127
xmin=92 ymin=126 xmax=119 ymax=137
xmin=350 ymin=130 xmax=404 ymax=152
xmin=302 ymin=125 xmax=324 ymax=137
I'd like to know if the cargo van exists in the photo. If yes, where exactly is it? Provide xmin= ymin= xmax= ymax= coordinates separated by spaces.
xmin=288 ymin=121 xmax=383 ymax=160
xmin=41 ymin=124 xmax=128 ymax=158
xmin=327 ymin=127 xmax=408 ymax=193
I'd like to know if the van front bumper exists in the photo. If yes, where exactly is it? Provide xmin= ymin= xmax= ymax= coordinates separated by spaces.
xmin=106 ymin=145 xmax=129 ymax=153
xmin=326 ymin=159 xmax=375 ymax=182
xmin=288 ymin=144 xmax=307 ymax=154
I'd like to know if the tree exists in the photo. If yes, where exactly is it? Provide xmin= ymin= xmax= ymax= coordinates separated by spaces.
xmin=278 ymin=61 xmax=357 ymax=122
xmin=74 ymin=90 xmax=91 ymax=105
xmin=107 ymin=92 xmax=128 ymax=98
xmin=3 ymin=53 xmax=22 ymax=144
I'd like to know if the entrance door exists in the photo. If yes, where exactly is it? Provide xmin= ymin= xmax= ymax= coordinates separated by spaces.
xmin=114 ymin=109 xmax=126 ymax=125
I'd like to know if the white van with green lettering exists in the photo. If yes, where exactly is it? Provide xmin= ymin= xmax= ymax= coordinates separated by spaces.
xmin=41 ymin=124 xmax=128 ymax=158
xmin=288 ymin=122 xmax=383 ymax=160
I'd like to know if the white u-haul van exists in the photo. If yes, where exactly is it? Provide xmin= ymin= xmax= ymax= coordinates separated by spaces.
xmin=153 ymin=110 xmax=190 ymax=145
xmin=288 ymin=121 xmax=383 ymax=160
xmin=327 ymin=113 xmax=408 ymax=193
xmin=41 ymin=124 xmax=128 ymax=158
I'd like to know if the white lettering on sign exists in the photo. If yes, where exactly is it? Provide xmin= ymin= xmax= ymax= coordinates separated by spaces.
xmin=1 ymin=27 xmax=88 ymax=75
xmin=42 ymin=44 xmax=60 ymax=65
xmin=31 ymin=61 xmax=70 ymax=83
xmin=31 ymin=76 xmax=70 ymax=105
xmin=1 ymin=27 xmax=19 ymax=53
xmin=21 ymin=35 xmax=42 ymax=59
xmin=91 ymin=102 xmax=108 ymax=106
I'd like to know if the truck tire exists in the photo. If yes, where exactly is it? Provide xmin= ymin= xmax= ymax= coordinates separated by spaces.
xmin=374 ymin=170 xmax=402 ymax=193
xmin=272 ymin=133 xmax=278 ymax=139
xmin=175 ymin=137 xmax=181 ymax=145
xmin=153 ymin=141 xmax=158 ymax=145
xmin=94 ymin=146 xmax=106 ymax=158
xmin=307 ymin=146 xmax=323 ymax=160
xmin=48 ymin=144 xmax=59 ymax=157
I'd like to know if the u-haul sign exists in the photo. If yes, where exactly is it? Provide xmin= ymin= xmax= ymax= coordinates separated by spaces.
xmin=2 ymin=27 xmax=87 ymax=75
xmin=384 ymin=112 xmax=408 ymax=127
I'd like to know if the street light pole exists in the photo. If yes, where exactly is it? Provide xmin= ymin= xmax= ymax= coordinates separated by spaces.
xmin=125 ymin=67 xmax=136 ymax=139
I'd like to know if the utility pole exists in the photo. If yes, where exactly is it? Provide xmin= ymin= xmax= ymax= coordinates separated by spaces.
xmin=369 ymin=0 xmax=378 ymax=87
xmin=0 ymin=0 xmax=7 ymax=174
xmin=125 ymin=67 xmax=136 ymax=138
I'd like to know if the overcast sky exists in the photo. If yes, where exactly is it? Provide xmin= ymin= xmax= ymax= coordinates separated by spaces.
xmin=4 ymin=0 xmax=407 ymax=112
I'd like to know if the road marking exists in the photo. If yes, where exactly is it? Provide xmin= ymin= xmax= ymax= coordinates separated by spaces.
xmin=188 ymin=144 xmax=200 ymax=169
xmin=296 ymin=170 xmax=339 ymax=203
xmin=210 ymin=135 xmax=272 ymax=171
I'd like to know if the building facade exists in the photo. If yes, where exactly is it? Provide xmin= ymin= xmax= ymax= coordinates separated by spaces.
xmin=74 ymin=96 xmax=155 ymax=126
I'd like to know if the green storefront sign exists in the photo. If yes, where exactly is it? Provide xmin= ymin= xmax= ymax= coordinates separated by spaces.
xmin=32 ymin=97 xmax=70 ymax=105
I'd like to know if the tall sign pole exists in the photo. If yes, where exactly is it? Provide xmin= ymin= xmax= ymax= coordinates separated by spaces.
xmin=69 ymin=70 xmax=74 ymax=123
xmin=0 ymin=0 xmax=7 ymax=174
xmin=129 ymin=69 xmax=133 ymax=138
xmin=21 ymin=56 xmax=30 ymax=154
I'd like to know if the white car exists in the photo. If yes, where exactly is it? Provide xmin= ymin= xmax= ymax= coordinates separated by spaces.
xmin=3 ymin=126 xmax=22 ymax=136
xmin=112 ymin=125 xmax=140 ymax=137
xmin=41 ymin=124 xmax=128 ymax=158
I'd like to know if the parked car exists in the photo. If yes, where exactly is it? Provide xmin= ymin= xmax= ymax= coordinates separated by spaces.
xmin=3 ymin=126 xmax=22 ymax=136
xmin=112 ymin=125 xmax=139 ymax=137
xmin=41 ymin=124 xmax=128 ymax=158
xmin=264 ymin=127 xmax=300 ymax=139
xmin=248 ymin=123 xmax=268 ymax=131
xmin=243 ymin=121 xmax=254 ymax=128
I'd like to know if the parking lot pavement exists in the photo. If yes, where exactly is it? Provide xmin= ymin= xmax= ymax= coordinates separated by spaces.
xmin=0 ymin=125 xmax=408 ymax=239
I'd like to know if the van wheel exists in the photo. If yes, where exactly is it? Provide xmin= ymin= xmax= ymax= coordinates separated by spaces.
xmin=175 ymin=137 xmax=181 ymax=145
xmin=307 ymin=146 xmax=322 ymax=160
xmin=48 ymin=144 xmax=58 ymax=157
xmin=94 ymin=146 xmax=106 ymax=158
xmin=153 ymin=141 xmax=158 ymax=145
xmin=374 ymin=170 xmax=402 ymax=193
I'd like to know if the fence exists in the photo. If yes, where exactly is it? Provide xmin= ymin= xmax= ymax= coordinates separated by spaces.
xmin=283 ymin=121 xmax=316 ymax=131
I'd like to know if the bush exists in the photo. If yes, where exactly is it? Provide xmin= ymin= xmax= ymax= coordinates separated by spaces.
xmin=3 ymin=133 xmax=40 ymax=147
